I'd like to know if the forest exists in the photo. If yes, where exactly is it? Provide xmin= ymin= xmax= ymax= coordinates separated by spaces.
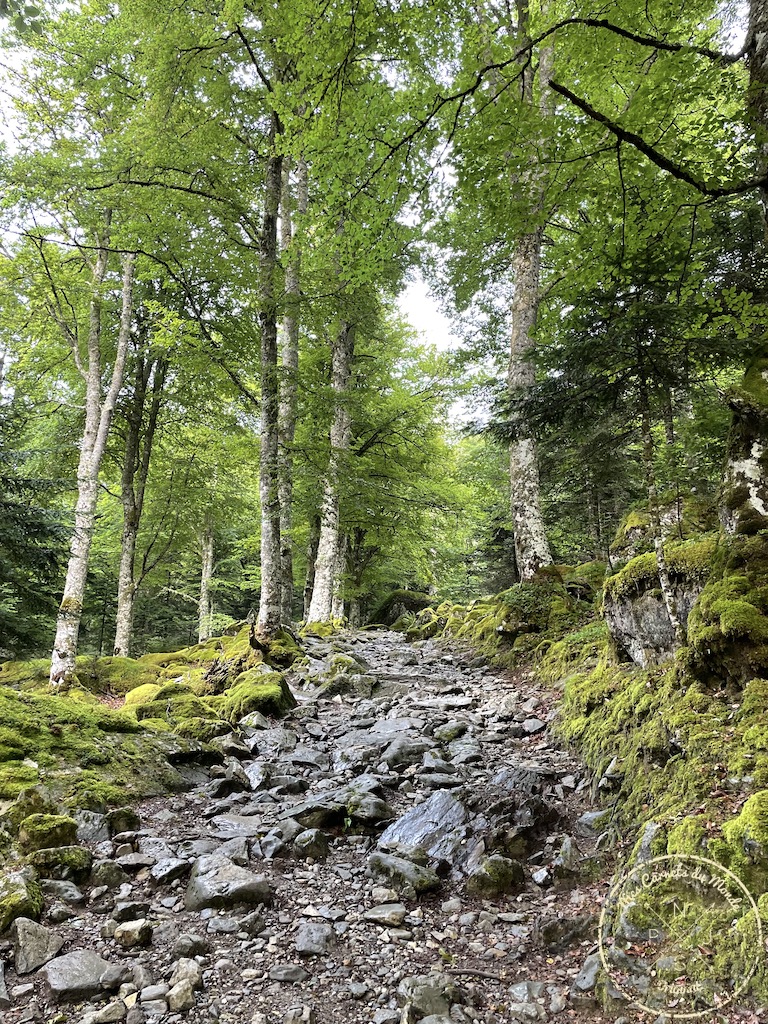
xmin=2 ymin=0 xmax=768 ymax=1019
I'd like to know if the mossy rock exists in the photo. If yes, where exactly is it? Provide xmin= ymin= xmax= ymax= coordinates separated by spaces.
xmin=207 ymin=672 xmax=296 ymax=724
xmin=0 ymin=659 xmax=51 ymax=688
xmin=124 ymin=683 xmax=162 ymax=707
xmin=368 ymin=590 xmax=432 ymax=628
xmin=29 ymin=845 xmax=93 ymax=882
xmin=18 ymin=813 xmax=78 ymax=852
xmin=0 ymin=871 xmax=43 ymax=934
xmin=173 ymin=717 xmax=232 ymax=742
xmin=603 ymin=535 xmax=717 ymax=603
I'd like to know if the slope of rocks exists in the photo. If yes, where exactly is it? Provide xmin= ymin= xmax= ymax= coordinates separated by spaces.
xmin=0 ymin=630 xmax=613 ymax=1024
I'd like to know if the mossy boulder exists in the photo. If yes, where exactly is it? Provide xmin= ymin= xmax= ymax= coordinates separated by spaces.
xmin=611 ymin=498 xmax=716 ymax=558
xmin=124 ymin=683 xmax=162 ymax=706
xmin=208 ymin=670 xmax=296 ymax=723
xmin=603 ymin=536 xmax=717 ymax=667
xmin=29 ymin=845 xmax=93 ymax=882
xmin=18 ymin=814 xmax=78 ymax=852
xmin=687 ymin=532 xmax=768 ymax=686
xmin=466 ymin=855 xmax=525 ymax=897
xmin=0 ymin=871 xmax=43 ymax=934
xmin=719 ymin=355 xmax=768 ymax=537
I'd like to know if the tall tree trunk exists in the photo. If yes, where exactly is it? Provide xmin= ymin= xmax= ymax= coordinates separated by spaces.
xmin=50 ymin=244 xmax=136 ymax=685
xmin=303 ymin=514 xmax=321 ymax=620
xmin=257 ymin=112 xmax=284 ymax=634
xmin=278 ymin=157 xmax=308 ymax=624
xmin=748 ymin=0 xmax=768 ymax=234
xmin=306 ymin=322 xmax=355 ymax=623
xmin=198 ymin=525 xmax=215 ymax=643
xmin=639 ymin=375 xmax=686 ymax=647
xmin=113 ymin=352 xmax=167 ymax=656
xmin=331 ymin=533 xmax=348 ymax=621
xmin=507 ymin=0 xmax=553 ymax=581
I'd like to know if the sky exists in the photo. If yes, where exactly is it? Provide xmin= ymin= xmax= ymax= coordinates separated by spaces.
xmin=398 ymin=275 xmax=458 ymax=352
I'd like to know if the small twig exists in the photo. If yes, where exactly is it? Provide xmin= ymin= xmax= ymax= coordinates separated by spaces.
xmin=446 ymin=968 xmax=502 ymax=980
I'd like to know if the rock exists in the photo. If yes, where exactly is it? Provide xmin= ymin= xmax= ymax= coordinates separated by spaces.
xmin=269 ymin=963 xmax=310 ymax=983
xmin=90 ymin=859 xmax=130 ymax=889
xmin=576 ymin=809 xmax=611 ymax=835
xmin=12 ymin=917 xmax=65 ymax=973
xmin=172 ymin=933 xmax=210 ymax=959
xmin=367 ymin=852 xmax=441 ymax=893
xmin=79 ymin=1001 xmax=127 ymax=1024
xmin=282 ymin=1006 xmax=316 ymax=1024
xmin=41 ymin=879 xmax=85 ymax=904
xmin=112 ymin=902 xmax=150 ymax=923
xmin=363 ymin=903 xmax=407 ymax=927
xmin=30 ymin=844 xmax=93 ymax=881
xmin=295 ymin=921 xmax=333 ymax=956
xmin=0 ymin=870 xmax=43 ymax=933
xmin=522 ymin=718 xmax=546 ymax=735
xmin=381 ymin=736 xmax=434 ymax=769
xmin=397 ymin=972 xmax=458 ymax=1018
xmin=169 ymin=958 xmax=203 ymax=990
xmin=150 ymin=857 xmax=190 ymax=884
xmin=184 ymin=854 xmax=271 ymax=911
xmin=42 ymin=949 xmax=111 ymax=1001
xmin=167 ymin=979 xmax=197 ymax=1011
xmin=536 ymin=913 xmax=598 ymax=950
xmin=570 ymin=952 xmax=601 ymax=1001
xmin=553 ymin=836 xmax=580 ymax=877
xmin=293 ymin=829 xmax=330 ymax=861
xmin=106 ymin=807 xmax=141 ymax=836
xmin=114 ymin=919 xmax=153 ymax=948
xmin=378 ymin=790 xmax=471 ymax=870
xmin=74 ymin=809 xmax=111 ymax=844
xmin=0 ymin=959 xmax=10 ymax=1009
xmin=466 ymin=856 xmax=525 ymax=897
xmin=18 ymin=813 xmax=78 ymax=851
xmin=100 ymin=964 xmax=133 ymax=990
xmin=218 ymin=837 xmax=250 ymax=866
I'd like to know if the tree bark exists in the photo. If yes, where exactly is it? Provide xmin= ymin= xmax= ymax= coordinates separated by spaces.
xmin=507 ymin=0 xmax=554 ymax=582
xmin=198 ymin=524 xmax=215 ymax=643
xmin=748 ymin=0 xmax=768 ymax=233
xmin=257 ymin=111 xmax=284 ymax=635
xmin=278 ymin=157 xmax=308 ymax=624
xmin=113 ymin=351 xmax=168 ymax=656
xmin=50 ymin=243 xmax=136 ymax=685
xmin=303 ymin=514 xmax=321 ymax=620
xmin=306 ymin=321 xmax=355 ymax=623
xmin=331 ymin=532 xmax=348 ymax=621
xmin=639 ymin=376 xmax=686 ymax=647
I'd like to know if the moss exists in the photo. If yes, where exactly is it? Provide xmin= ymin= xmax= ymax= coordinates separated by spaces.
xmin=208 ymin=671 xmax=296 ymax=723
xmin=18 ymin=813 xmax=78 ymax=851
xmin=124 ymin=683 xmax=162 ymax=706
xmin=266 ymin=629 xmax=302 ymax=668
xmin=666 ymin=815 xmax=709 ymax=855
xmin=29 ymin=844 xmax=93 ymax=881
xmin=173 ymin=717 xmax=232 ymax=742
xmin=0 ymin=659 xmax=51 ymax=687
xmin=302 ymin=620 xmax=337 ymax=638
xmin=604 ymin=535 xmax=717 ymax=602
xmin=537 ymin=620 xmax=610 ymax=685
xmin=0 ymin=873 xmax=43 ymax=933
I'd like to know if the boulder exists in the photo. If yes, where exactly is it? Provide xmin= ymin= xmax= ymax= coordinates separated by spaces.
xmin=466 ymin=855 xmax=525 ymax=897
xmin=12 ymin=917 xmax=65 ymax=973
xmin=41 ymin=949 xmax=111 ymax=1001
xmin=184 ymin=854 xmax=271 ymax=911
xmin=367 ymin=852 xmax=441 ymax=894
xmin=0 ymin=870 xmax=43 ymax=933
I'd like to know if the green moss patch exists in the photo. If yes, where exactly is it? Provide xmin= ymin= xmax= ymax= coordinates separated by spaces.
xmin=18 ymin=813 xmax=77 ymax=851
xmin=604 ymin=535 xmax=717 ymax=603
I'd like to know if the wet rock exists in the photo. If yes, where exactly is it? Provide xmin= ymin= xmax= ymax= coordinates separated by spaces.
xmin=12 ymin=917 xmax=65 ymax=973
xmin=184 ymin=854 xmax=271 ymax=911
xmin=42 ymin=949 xmax=111 ymax=1001
xmin=466 ymin=855 xmax=525 ymax=897
xmin=295 ymin=921 xmax=333 ymax=956
xmin=367 ymin=852 xmax=441 ymax=893
xmin=379 ymin=790 xmax=471 ymax=869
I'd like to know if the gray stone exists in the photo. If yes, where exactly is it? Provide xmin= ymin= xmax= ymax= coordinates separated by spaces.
xmin=571 ymin=952 xmax=601 ymax=993
xmin=576 ymin=809 xmax=611 ymax=836
xmin=363 ymin=903 xmax=407 ymax=927
xmin=509 ymin=981 xmax=546 ymax=1002
xmin=208 ymin=813 xmax=266 ymax=839
xmin=0 ymin=870 xmax=43 ymax=931
xmin=633 ymin=821 xmax=663 ymax=865
xmin=381 ymin=736 xmax=434 ymax=769
xmin=553 ymin=836 xmax=580 ymax=877
xmin=114 ymin=919 xmax=153 ymax=948
xmin=167 ymin=979 xmax=196 ymax=1011
xmin=140 ymin=984 xmax=169 ymax=1001
xmin=522 ymin=717 xmax=546 ymax=734
xmin=42 ymin=949 xmax=111 ymax=1001
xmin=0 ymin=960 xmax=10 ymax=1009
xmin=90 ymin=859 xmax=130 ymax=889
xmin=40 ymin=879 xmax=86 ymax=904
xmin=172 ymin=933 xmax=210 ymax=959
xmin=12 ymin=917 xmax=65 ymax=973
xmin=184 ymin=854 xmax=271 ymax=910
xmin=282 ymin=1006 xmax=316 ymax=1024
xmin=466 ymin=855 xmax=525 ymax=897
xmin=78 ymin=1001 xmax=128 ymax=1024
xmin=293 ymin=829 xmax=330 ymax=861
xmin=397 ymin=973 xmax=458 ymax=1018
xmin=112 ymin=901 xmax=150 ymax=923
xmin=604 ymin=576 xmax=704 ymax=668
xmin=379 ymin=790 xmax=471 ymax=869
xmin=269 ymin=963 xmax=310 ymax=983
xmin=367 ymin=852 xmax=441 ymax=893
xmin=149 ymin=857 xmax=190 ymax=884
xmin=218 ymin=836 xmax=250 ymax=866
xmin=295 ymin=921 xmax=333 ymax=956
xmin=100 ymin=964 xmax=133 ymax=990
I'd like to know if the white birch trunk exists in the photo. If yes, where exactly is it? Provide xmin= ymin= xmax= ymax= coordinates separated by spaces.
xmin=257 ymin=116 xmax=284 ymax=634
xmin=278 ymin=158 xmax=308 ymax=623
xmin=198 ymin=527 xmax=215 ymax=643
xmin=306 ymin=322 xmax=354 ymax=624
xmin=50 ymin=248 xmax=135 ymax=685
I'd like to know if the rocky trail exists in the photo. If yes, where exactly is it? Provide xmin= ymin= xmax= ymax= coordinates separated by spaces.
xmin=0 ymin=630 xmax=615 ymax=1024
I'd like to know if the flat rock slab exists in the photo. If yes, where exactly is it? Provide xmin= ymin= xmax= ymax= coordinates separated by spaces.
xmin=41 ymin=949 xmax=111 ymax=1001
xmin=208 ymin=815 xmax=266 ymax=839
xmin=12 ymin=917 xmax=65 ymax=973
xmin=379 ymin=789 xmax=471 ymax=867
xmin=184 ymin=854 xmax=271 ymax=911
